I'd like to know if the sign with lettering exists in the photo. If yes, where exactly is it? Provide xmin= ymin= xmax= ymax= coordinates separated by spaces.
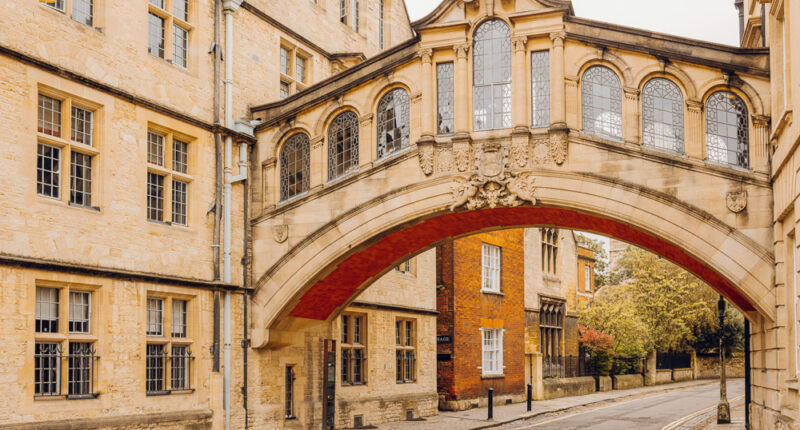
xmin=437 ymin=335 xmax=452 ymax=344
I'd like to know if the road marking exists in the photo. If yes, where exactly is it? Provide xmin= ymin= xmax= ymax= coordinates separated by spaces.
xmin=660 ymin=395 xmax=744 ymax=430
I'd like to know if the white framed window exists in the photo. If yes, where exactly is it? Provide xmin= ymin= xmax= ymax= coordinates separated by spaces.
xmin=279 ymin=42 xmax=311 ymax=99
xmin=36 ymin=287 xmax=60 ymax=333
xmin=481 ymin=328 xmax=503 ymax=376
xmin=147 ymin=127 xmax=193 ymax=225
xmin=481 ymin=243 xmax=501 ymax=292
xmin=351 ymin=0 xmax=359 ymax=32
xmin=146 ymin=297 xmax=164 ymax=336
xmin=146 ymin=294 xmax=194 ymax=394
xmin=39 ymin=0 xmax=94 ymax=26
xmin=148 ymin=0 xmax=191 ymax=68
xmin=584 ymin=265 xmax=592 ymax=292
xmin=69 ymin=291 xmax=91 ymax=333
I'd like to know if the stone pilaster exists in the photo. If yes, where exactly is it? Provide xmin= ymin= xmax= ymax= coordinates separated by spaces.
xmin=454 ymin=43 xmax=471 ymax=136
xmin=358 ymin=113 xmax=374 ymax=168
xmin=261 ymin=157 xmax=277 ymax=208
xmin=419 ymin=48 xmax=434 ymax=139
xmin=549 ymin=31 xmax=566 ymax=129
xmin=623 ymin=86 xmax=640 ymax=145
xmin=310 ymin=135 xmax=324 ymax=188
xmin=685 ymin=100 xmax=704 ymax=160
xmin=751 ymin=114 xmax=770 ymax=173
xmin=512 ymin=35 xmax=529 ymax=130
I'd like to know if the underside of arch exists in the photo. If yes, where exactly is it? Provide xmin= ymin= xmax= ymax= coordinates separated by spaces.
xmin=287 ymin=206 xmax=762 ymax=321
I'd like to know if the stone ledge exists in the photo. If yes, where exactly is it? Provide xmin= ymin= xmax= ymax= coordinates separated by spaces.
xmin=542 ymin=376 xmax=596 ymax=400
xmin=0 ymin=409 xmax=213 ymax=430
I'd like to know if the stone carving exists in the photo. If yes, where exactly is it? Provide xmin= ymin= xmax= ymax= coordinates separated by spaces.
xmin=418 ymin=144 xmax=434 ymax=175
xmin=437 ymin=146 xmax=454 ymax=173
xmin=272 ymin=225 xmax=288 ymax=243
xmin=532 ymin=137 xmax=550 ymax=165
xmin=726 ymin=191 xmax=748 ymax=213
xmin=512 ymin=36 xmax=528 ymax=53
xmin=510 ymin=141 xmax=528 ymax=168
xmin=549 ymin=131 xmax=568 ymax=165
xmin=450 ymin=142 xmax=538 ymax=210
xmin=453 ymin=141 xmax=471 ymax=172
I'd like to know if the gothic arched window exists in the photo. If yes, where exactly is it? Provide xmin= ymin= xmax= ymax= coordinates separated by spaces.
xmin=328 ymin=111 xmax=360 ymax=181
xmin=279 ymin=133 xmax=310 ymax=201
xmin=377 ymin=88 xmax=410 ymax=159
xmin=581 ymin=65 xmax=622 ymax=141
xmin=642 ymin=78 xmax=684 ymax=153
xmin=706 ymin=91 xmax=749 ymax=169
xmin=473 ymin=19 xmax=512 ymax=131
xmin=541 ymin=228 xmax=558 ymax=275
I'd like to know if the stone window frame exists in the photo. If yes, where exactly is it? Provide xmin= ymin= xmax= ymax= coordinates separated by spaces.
xmin=480 ymin=327 xmax=504 ymax=376
xmin=340 ymin=313 xmax=367 ymax=386
xmin=285 ymin=365 xmax=297 ymax=419
xmin=279 ymin=40 xmax=312 ymax=99
xmin=641 ymin=77 xmax=685 ymax=154
xmin=436 ymin=62 xmax=455 ymax=136
xmin=531 ymin=50 xmax=551 ymax=128
xmin=36 ymin=89 xmax=101 ymax=211
xmin=327 ymin=110 xmax=360 ymax=181
xmin=395 ymin=318 xmax=416 ymax=383
xmin=394 ymin=258 xmax=416 ymax=276
xmin=279 ymin=133 xmax=311 ymax=202
xmin=580 ymin=65 xmax=623 ymax=142
xmin=539 ymin=299 xmax=565 ymax=371
xmin=339 ymin=0 xmax=360 ymax=32
xmin=33 ymin=281 xmax=100 ymax=400
xmin=376 ymin=87 xmax=411 ymax=160
xmin=147 ymin=0 xmax=193 ymax=69
xmin=145 ymin=293 xmax=196 ymax=396
xmin=704 ymin=90 xmax=750 ymax=170
xmin=541 ymin=228 xmax=558 ymax=275
xmin=481 ymin=243 xmax=502 ymax=293
xmin=472 ymin=18 xmax=513 ymax=131
xmin=39 ymin=0 xmax=97 ymax=28
xmin=145 ymin=124 xmax=194 ymax=226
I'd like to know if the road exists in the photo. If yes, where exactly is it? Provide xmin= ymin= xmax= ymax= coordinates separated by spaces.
xmin=497 ymin=380 xmax=744 ymax=430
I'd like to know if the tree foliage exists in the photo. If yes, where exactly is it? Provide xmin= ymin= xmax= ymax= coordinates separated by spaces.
xmin=575 ymin=233 xmax=609 ymax=289
xmin=580 ymin=246 xmax=730 ymax=357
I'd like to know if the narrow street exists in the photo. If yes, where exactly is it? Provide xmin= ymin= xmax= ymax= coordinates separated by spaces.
xmin=498 ymin=380 xmax=744 ymax=430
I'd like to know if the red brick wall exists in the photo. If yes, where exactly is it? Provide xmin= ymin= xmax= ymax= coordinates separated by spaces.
xmin=436 ymin=240 xmax=456 ymax=399
xmin=445 ymin=230 xmax=526 ymax=400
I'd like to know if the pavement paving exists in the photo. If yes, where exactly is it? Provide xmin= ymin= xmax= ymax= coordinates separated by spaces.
xmin=374 ymin=379 xmax=744 ymax=430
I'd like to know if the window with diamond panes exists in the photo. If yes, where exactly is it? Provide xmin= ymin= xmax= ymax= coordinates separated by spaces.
xmin=705 ymin=91 xmax=750 ymax=169
xmin=531 ymin=51 xmax=550 ymax=128
xmin=642 ymin=78 xmax=684 ymax=153
xmin=581 ymin=66 xmax=622 ymax=141
xmin=279 ymin=133 xmax=310 ymax=201
xmin=473 ymin=19 xmax=512 ymax=131
xmin=481 ymin=243 xmax=501 ymax=292
xmin=69 ymin=291 xmax=91 ymax=333
xmin=377 ymin=88 xmax=410 ymax=158
xmin=437 ymin=62 xmax=454 ymax=135
xmin=328 ymin=111 xmax=360 ymax=180
xmin=36 ymin=287 xmax=59 ymax=333
xmin=37 ymin=143 xmax=61 ymax=199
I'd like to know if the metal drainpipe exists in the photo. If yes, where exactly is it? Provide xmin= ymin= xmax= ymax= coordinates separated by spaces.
xmin=212 ymin=0 xmax=222 ymax=374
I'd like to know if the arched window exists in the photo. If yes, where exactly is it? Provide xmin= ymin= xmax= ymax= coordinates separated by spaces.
xmin=473 ymin=19 xmax=512 ymax=131
xmin=377 ymin=88 xmax=410 ymax=159
xmin=581 ymin=65 xmax=622 ymax=141
xmin=706 ymin=91 xmax=749 ymax=168
xmin=279 ymin=133 xmax=310 ymax=202
xmin=541 ymin=228 xmax=558 ymax=275
xmin=642 ymin=78 xmax=684 ymax=153
xmin=328 ymin=111 xmax=359 ymax=181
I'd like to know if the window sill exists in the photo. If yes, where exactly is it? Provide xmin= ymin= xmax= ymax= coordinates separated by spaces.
xmin=481 ymin=289 xmax=504 ymax=297
xmin=147 ymin=219 xmax=173 ymax=227
xmin=68 ymin=202 xmax=101 ymax=212
xmin=35 ymin=332 xmax=66 ymax=342
xmin=375 ymin=146 xmax=412 ymax=167
xmin=170 ymin=388 xmax=195 ymax=395
xmin=146 ymin=390 xmax=172 ymax=397
xmin=481 ymin=374 xmax=505 ymax=379
xmin=703 ymin=159 xmax=752 ymax=174
xmin=67 ymin=393 xmax=100 ymax=400
xmin=147 ymin=53 xmax=191 ymax=75
xmin=341 ymin=383 xmax=367 ymax=387
xmin=396 ymin=380 xmax=417 ymax=384
xmin=34 ymin=395 xmax=66 ymax=401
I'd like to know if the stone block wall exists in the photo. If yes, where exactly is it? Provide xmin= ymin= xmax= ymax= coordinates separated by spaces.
xmin=541 ymin=376 xmax=596 ymax=400
xmin=612 ymin=374 xmax=644 ymax=390
xmin=695 ymin=354 xmax=746 ymax=379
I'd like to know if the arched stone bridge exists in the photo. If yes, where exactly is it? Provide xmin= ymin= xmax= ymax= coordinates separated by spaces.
xmin=248 ymin=0 xmax=774 ymax=351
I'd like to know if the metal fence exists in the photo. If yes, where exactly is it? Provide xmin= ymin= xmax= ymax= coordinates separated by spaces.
xmin=542 ymin=355 xmax=593 ymax=379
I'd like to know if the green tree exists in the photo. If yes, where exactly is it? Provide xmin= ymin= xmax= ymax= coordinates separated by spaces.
xmin=690 ymin=306 xmax=745 ymax=355
xmin=575 ymin=233 xmax=609 ymax=289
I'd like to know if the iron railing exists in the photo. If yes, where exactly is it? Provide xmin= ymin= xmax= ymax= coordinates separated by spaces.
xmin=543 ymin=355 xmax=593 ymax=379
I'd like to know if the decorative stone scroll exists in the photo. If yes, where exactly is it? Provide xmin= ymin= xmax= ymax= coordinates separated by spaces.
xmin=726 ymin=191 xmax=748 ymax=214
xmin=549 ymin=129 xmax=568 ymax=165
xmin=453 ymin=140 xmax=471 ymax=172
xmin=418 ymin=143 xmax=434 ymax=175
xmin=272 ymin=225 xmax=289 ymax=243
xmin=450 ymin=141 xmax=538 ymax=211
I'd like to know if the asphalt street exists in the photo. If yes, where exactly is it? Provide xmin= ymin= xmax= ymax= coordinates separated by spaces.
xmin=497 ymin=379 xmax=744 ymax=430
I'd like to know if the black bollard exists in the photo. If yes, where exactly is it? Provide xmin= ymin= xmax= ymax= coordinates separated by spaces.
xmin=488 ymin=388 xmax=494 ymax=420
xmin=527 ymin=383 xmax=532 ymax=411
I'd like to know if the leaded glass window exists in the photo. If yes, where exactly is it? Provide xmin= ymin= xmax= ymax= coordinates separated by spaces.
xmin=437 ymin=62 xmax=454 ymax=135
xmin=279 ymin=133 xmax=310 ymax=201
xmin=473 ymin=19 xmax=512 ymax=131
xmin=642 ymin=78 xmax=684 ymax=153
xmin=531 ymin=51 xmax=550 ymax=128
xmin=706 ymin=91 xmax=749 ymax=169
xmin=328 ymin=111 xmax=359 ymax=181
xmin=581 ymin=66 xmax=622 ymax=141
xmin=377 ymin=88 xmax=410 ymax=158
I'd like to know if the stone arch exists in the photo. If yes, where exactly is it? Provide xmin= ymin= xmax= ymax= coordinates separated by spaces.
xmin=698 ymin=77 xmax=765 ymax=116
xmin=634 ymin=64 xmax=698 ymax=102
xmin=270 ymin=126 xmax=313 ymax=159
xmin=572 ymin=50 xmax=634 ymax=88
xmin=312 ymin=103 xmax=363 ymax=138
xmin=467 ymin=14 xmax=515 ymax=43
xmin=251 ymin=171 xmax=775 ymax=347
xmin=366 ymin=80 xmax=415 ymax=115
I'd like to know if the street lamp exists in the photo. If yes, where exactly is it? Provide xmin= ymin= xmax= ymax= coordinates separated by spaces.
xmin=717 ymin=295 xmax=731 ymax=424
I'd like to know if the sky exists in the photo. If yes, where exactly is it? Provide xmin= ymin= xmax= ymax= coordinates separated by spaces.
xmin=404 ymin=0 xmax=740 ymax=46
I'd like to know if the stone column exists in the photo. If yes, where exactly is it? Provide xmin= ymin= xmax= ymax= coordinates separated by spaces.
xmin=685 ymin=100 xmax=704 ymax=160
xmin=623 ymin=86 xmax=640 ymax=145
xmin=358 ymin=114 xmax=374 ymax=168
xmin=511 ymin=35 xmax=528 ymax=130
xmin=751 ymin=114 xmax=770 ymax=173
xmin=645 ymin=350 xmax=657 ymax=386
xmin=454 ymin=43 xmax=471 ymax=136
xmin=531 ymin=352 xmax=545 ymax=400
xmin=419 ymin=48 xmax=435 ymax=139
xmin=549 ymin=31 xmax=566 ymax=129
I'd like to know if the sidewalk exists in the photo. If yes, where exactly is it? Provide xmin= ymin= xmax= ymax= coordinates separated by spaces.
xmin=376 ymin=379 xmax=721 ymax=430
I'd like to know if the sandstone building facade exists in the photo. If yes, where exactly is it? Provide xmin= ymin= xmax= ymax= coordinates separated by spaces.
xmin=3 ymin=0 xmax=800 ymax=429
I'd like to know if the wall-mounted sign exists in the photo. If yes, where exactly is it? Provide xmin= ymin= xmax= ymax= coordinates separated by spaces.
xmin=437 ymin=335 xmax=452 ymax=344
xmin=437 ymin=353 xmax=452 ymax=361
